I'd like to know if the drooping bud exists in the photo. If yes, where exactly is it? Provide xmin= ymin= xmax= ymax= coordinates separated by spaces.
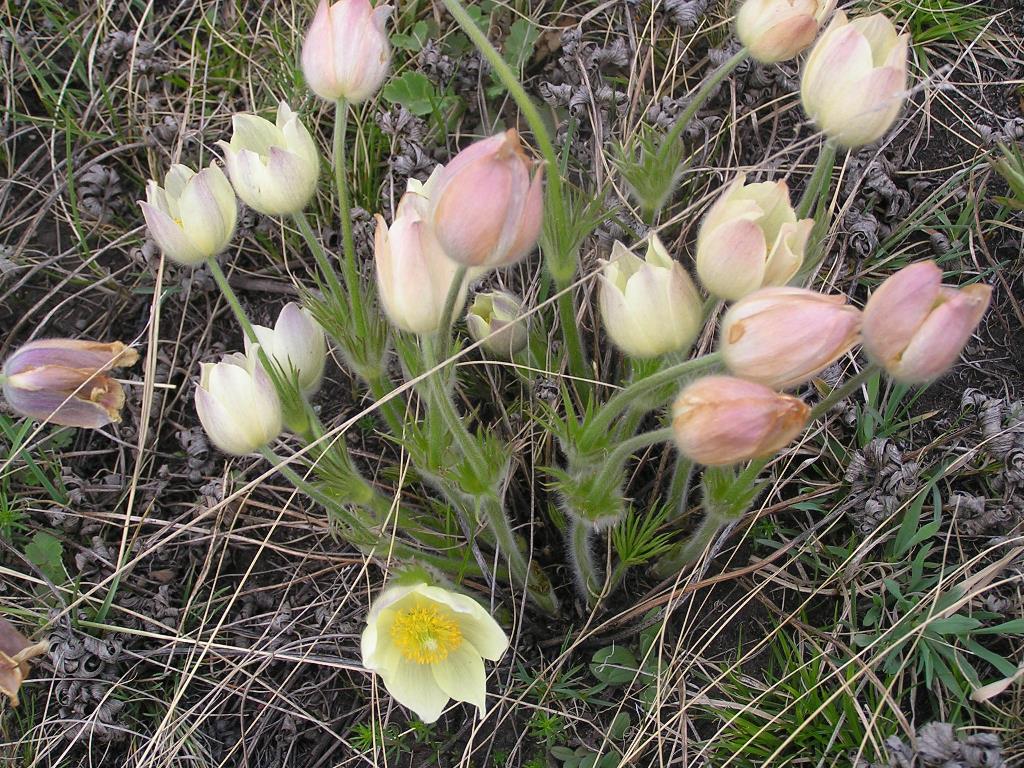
xmin=218 ymin=102 xmax=320 ymax=216
xmin=195 ymin=352 xmax=282 ymax=455
xmin=466 ymin=291 xmax=529 ymax=359
xmin=140 ymin=163 xmax=237 ymax=266
xmin=737 ymin=0 xmax=836 ymax=63
xmin=801 ymin=11 xmax=909 ymax=147
xmin=0 ymin=618 xmax=48 ymax=707
xmin=672 ymin=376 xmax=810 ymax=466
xmin=720 ymin=287 xmax=862 ymax=389
xmin=428 ymin=130 xmax=544 ymax=269
xmin=246 ymin=302 xmax=327 ymax=395
xmin=1 ymin=339 xmax=139 ymax=428
xmin=861 ymin=261 xmax=991 ymax=384
xmin=599 ymin=234 xmax=703 ymax=359
xmin=301 ymin=0 xmax=392 ymax=103
xmin=374 ymin=170 xmax=468 ymax=335
xmin=696 ymin=175 xmax=813 ymax=301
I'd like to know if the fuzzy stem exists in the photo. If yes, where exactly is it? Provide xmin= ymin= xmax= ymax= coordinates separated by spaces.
xmin=332 ymin=98 xmax=367 ymax=330
xmin=440 ymin=265 xmax=468 ymax=339
xmin=479 ymin=493 xmax=559 ymax=615
xmin=666 ymin=455 xmax=695 ymax=521
xmin=207 ymin=259 xmax=259 ymax=345
xmin=557 ymin=288 xmax=590 ymax=384
xmin=796 ymin=140 xmax=838 ymax=220
xmin=292 ymin=210 xmax=349 ymax=313
xmin=569 ymin=516 xmax=601 ymax=605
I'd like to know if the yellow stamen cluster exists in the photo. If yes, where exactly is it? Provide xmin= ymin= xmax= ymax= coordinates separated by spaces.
xmin=390 ymin=603 xmax=463 ymax=664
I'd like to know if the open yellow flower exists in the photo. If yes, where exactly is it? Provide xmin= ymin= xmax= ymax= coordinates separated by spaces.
xmin=360 ymin=582 xmax=509 ymax=723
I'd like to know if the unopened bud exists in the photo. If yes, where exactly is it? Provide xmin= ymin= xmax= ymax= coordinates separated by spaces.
xmin=599 ymin=234 xmax=703 ymax=359
xmin=466 ymin=291 xmax=529 ymax=359
xmin=721 ymin=287 xmax=862 ymax=389
xmin=429 ymin=130 xmax=544 ymax=268
xmin=301 ymin=0 xmax=392 ymax=103
xmin=672 ymin=376 xmax=810 ymax=466
xmin=247 ymin=302 xmax=327 ymax=395
xmin=195 ymin=352 xmax=282 ymax=455
xmin=862 ymin=261 xmax=991 ymax=383
xmin=696 ymin=175 xmax=812 ymax=301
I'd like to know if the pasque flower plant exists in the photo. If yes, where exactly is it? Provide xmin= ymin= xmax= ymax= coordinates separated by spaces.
xmin=108 ymin=0 xmax=999 ymax=725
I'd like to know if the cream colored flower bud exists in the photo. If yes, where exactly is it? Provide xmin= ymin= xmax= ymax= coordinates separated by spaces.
xmin=2 ymin=339 xmax=139 ymax=428
xmin=301 ymin=0 xmax=392 ymax=103
xmin=672 ymin=376 xmax=810 ymax=466
xmin=195 ymin=352 xmax=282 ymax=455
xmin=246 ymin=302 xmax=327 ymax=395
xmin=360 ymin=582 xmax=509 ymax=724
xmin=374 ymin=171 xmax=467 ymax=335
xmin=721 ymin=287 xmax=862 ymax=389
xmin=801 ymin=11 xmax=909 ymax=147
xmin=737 ymin=0 xmax=836 ymax=63
xmin=862 ymin=261 xmax=991 ymax=384
xmin=466 ymin=291 xmax=529 ymax=359
xmin=428 ymin=130 xmax=544 ymax=268
xmin=140 ymin=163 xmax=237 ymax=266
xmin=599 ymin=234 xmax=703 ymax=359
xmin=696 ymin=175 xmax=813 ymax=301
xmin=218 ymin=102 xmax=320 ymax=216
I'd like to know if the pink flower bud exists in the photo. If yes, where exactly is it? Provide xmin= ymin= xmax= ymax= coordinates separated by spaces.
xmin=301 ymin=0 xmax=392 ymax=103
xmin=1 ymin=339 xmax=139 ymax=428
xmin=861 ymin=261 xmax=991 ymax=383
xmin=672 ymin=376 xmax=810 ymax=466
xmin=721 ymin=287 xmax=862 ymax=389
xmin=428 ymin=130 xmax=544 ymax=268
xmin=737 ymin=0 xmax=836 ymax=63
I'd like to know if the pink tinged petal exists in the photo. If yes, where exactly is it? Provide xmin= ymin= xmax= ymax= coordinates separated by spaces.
xmin=862 ymin=261 xmax=942 ymax=367
xmin=749 ymin=15 xmax=819 ymax=62
xmin=4 ymin=340 xmax=137 ymax=375
xmin=280 ymin=111 xmax=320 ymax=173
xmin=821 ymin=65 xmax=906 ymax=147
xmin=623 ymin=266 xmax=678 ymax=357
xmin=895 ymin=284 xmax=991 ymax=383
xmin=380 ymin=660 xmax=449 ymax=723
xmin=802 ymin=23 xmax=873 ymax=118
xmin=763 ymin=219 xmax=812 ymax=286
xmin=140 ymin=201 xmax=206 ymax=265
xmin=3 ymin=381 xmax=119 ymax=428
xmin=432 ymin=158 xmax=512 ymax=267
xmin=431 ymin=643 xmax=488 ymax=715
xmin=699 ymin=175 xmax=750 ymax=236
xmin=696 ymin=219 xmax=768 ymax=300
xmin=301 ymin=0 xmax=339 ymax=100
xmin=851 ymin=13 xmax=900 ymax=64
xmin=499 ymin=164 xmax=544 ymax=267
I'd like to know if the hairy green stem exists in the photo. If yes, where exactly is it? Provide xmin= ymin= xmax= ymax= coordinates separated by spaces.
xmin=480 ymin=494 xmax=559 ymax=615
xmin=332 ymin=98 xmax=367 ymax=330
xmin=207 ymin=259 xmax=259 ymax=345
xmin=667 ymin=455 xmax=695 ymax=521
xmin=569 ymin=516 xmax=601 ymax=605
xmin=796 ymin=140 xmax=838 ymax=220
xmin=293 ymin=210 xmax=349 ymax=314
xmin=557 ymin=288 xmax=590 ymax=383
